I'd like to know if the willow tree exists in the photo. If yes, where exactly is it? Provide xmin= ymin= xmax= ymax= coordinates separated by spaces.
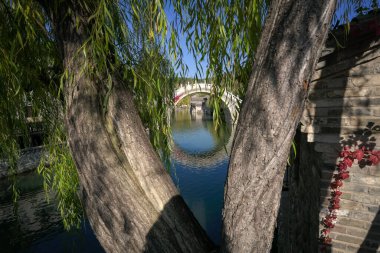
xmin=1 ymin=0 xmax=363 ymax=252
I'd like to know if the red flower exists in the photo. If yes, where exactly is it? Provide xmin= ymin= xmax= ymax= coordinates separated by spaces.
xmin=353 ymin=149 xmax=364 ymax=161
xmin=338 ymin=162 xmax=347 ymax=171
xmin=331 ymin=195 xmax=340 ymax=204
xmin=369 ymin=153 xmax=380 ymax=165
xmin=321 ymin=146 xmax=380 ymax=247
xmin=339 ymin=171 xmax=350 ymax=180
xmin=323 ymin=237 xmax=332 ymax=244
xmin=333 ymin=190 xmax=342 ymax=196
xmin=339 ymin=147 xmax=351 ymax=158
xmin=331 ymin=180 xmax=343 ymax=189
xmin=322 ymin=229 xmax=330 ymax=236
xmin=343 ymin=157 xmax=353 ymax=167
xmin=323 ymin=219 xmax=335 ymax=228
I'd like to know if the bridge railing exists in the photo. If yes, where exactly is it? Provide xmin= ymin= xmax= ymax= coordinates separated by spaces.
xmin=174 ymin=83 xmax=242 ymax=123
xmin=175 ymin=83 xmax=241 ymax=105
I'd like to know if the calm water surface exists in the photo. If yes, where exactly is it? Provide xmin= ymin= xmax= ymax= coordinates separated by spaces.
xmin=170 ymin=110 xmax=231 ymax=245
xmin=0 ymin=173 xmax=104 ymax=253
xmin=0 ymin=109 xmax=230 ymax=251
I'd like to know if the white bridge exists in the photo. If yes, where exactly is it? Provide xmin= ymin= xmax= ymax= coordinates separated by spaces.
xmin=174 ymin=83 xmax=241 ymax=123
xmin=172 ymin=83 xmax=241 ymax=168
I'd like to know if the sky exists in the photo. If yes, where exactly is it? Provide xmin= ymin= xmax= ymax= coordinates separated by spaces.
xmin=164 ymin=3 xmax=208 ymax=79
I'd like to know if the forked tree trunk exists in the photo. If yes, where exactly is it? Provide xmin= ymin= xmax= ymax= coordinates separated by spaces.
xmin=222 ymin=1 xmax=336 ymax=252
xmin=46 ymin=2 xmax=214 ymax=253
xmin=44 ymin=0 xmax=338 ymax=252
xmin=65 ymin=73 xmax=214 ymax=253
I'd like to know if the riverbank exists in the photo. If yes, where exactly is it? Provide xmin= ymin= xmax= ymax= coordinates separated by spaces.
xmin=0 ymin=146 xmax=46 ymax=179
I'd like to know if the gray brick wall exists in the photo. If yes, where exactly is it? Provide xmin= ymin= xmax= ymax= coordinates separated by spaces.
xmin=278 ymin=14 xmax=380 ymax=253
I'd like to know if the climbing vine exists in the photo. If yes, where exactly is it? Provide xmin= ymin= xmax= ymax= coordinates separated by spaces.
xmin=320 ymin=145 xmax=380 ymax=250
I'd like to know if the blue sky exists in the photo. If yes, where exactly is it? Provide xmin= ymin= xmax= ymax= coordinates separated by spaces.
xmin=164 ymin=2 xmax=207 ymax=79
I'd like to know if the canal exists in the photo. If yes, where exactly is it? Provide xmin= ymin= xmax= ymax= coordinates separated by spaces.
xmin=0 ymin=109 xmax=231 ymax=252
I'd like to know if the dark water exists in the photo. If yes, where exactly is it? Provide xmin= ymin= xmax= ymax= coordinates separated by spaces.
xmin=0 ymin=173 xmax=105 ymax=253
xmin=0 ymin=109 xmax=230 ymax=251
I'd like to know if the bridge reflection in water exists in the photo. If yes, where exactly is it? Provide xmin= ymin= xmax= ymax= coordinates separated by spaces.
xmin=170 ymin=109 xmax=234 ymax=245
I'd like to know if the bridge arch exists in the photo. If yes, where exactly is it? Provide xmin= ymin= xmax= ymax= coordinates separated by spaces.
xmin=174 ymin=83 xmax=241 ymax=123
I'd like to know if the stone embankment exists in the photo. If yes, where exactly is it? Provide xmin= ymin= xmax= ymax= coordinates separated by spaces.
xmin=0 ymin=146 xmax=46 ymax=179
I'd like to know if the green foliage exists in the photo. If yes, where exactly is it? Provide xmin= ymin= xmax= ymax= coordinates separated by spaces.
xmin=37 ymin=124 xmax=83 ymax=230
xmin=133 ymin=45 xmax=176 ymax=165
xmin=170 ymin=0 xmax=269 ymax=128
xmin=0 ymin=0 xmax=61 ymax=202
xmin=1 ymin=0 xmax=176 ymax=229
xmin=177 ymin=95 xmax=191 ymax=106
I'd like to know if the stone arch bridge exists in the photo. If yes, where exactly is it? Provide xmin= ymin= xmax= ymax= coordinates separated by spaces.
xmin=172 ymin=83 xmax=241 ymax=168
xmin=174 ymin=83 xmax=241 ymax=123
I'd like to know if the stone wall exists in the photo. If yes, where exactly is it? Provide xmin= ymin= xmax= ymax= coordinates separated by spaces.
xmin=278 ymin=13 xmax=380 ymax=253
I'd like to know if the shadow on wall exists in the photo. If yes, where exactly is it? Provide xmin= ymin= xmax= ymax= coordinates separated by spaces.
xmin=276 ymin=12 xmax=380 ymax=253
xmin=357 ymin=209 xmax=380 ymax=253
xmin=306 ymin=14 xmax=380 ymax=253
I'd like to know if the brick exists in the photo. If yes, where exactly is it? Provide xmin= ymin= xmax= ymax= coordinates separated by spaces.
xmin=309 ymin=87 xmax=380 ymax=100
xmin=310 ymin=74 xmax=380 ymax=90
xmin=330 ymin=232 xmax=364 ymax=245
xmin=333 ymin=225 xmax=348 ymax=234
xmin=350 ymin=192 xmax=380 ymax=205
xmin=345 ymin=238 xmax=380 ymax=253
xmin=340 ymin=192 xmax=353 ymax=200
xmin=348 ymin=165 xmax=379 ymax=176
xmin=350 ymin=174 xmax=380 ymax=185
xmin=338 ymin=217 xmax=371 ymax=230
xmin=368 ymin=186 xmax=380 ymax=195
xmin=331 ymin=249 xmax=346 ymax=253
xmin=346 ymin=210 xmax=380 ymax=223
xmin=302 ymin=116 xmax=380 ymax=131
xmin=303 ymin=106 xmax=380 ymax=119
xmin=312 ymin=43 xmax=380 ymax=80
xmin=330 ymin=240 xmax=348 ymax=250
xmin=346 ymin=226 xmax=368 ymax=238
xmin=340 ymin=182 xmax=369 ymax=194
xmin=314 ymin=142 xmax=341 ymax=153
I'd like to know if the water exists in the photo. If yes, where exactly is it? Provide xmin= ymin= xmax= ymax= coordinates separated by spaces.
xmin=0 ymin=173 xmax=105 ymax=253
xmin=170 ymin=109 xmax=231 ymax=245
xmin=0 ymin=109 xmax=230 ymax=251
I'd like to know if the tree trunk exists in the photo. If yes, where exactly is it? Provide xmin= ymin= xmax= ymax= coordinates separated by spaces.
xmin=222 ymin=1 xmax=336 ymax=252
xmin=46 ymin=2 xmax=214 ymax=252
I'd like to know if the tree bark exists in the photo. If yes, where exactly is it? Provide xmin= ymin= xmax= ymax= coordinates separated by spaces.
xmin=45 ymin=1 xmax=214 ymax=252
xmin=222 ymin=1 xmax=336 ymax=252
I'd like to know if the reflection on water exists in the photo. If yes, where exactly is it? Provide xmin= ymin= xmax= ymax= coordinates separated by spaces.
xmin=170 ymin=109 xmax=231 ymax=245
xmin=0 ymin=173 xmax=104 ymax=253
